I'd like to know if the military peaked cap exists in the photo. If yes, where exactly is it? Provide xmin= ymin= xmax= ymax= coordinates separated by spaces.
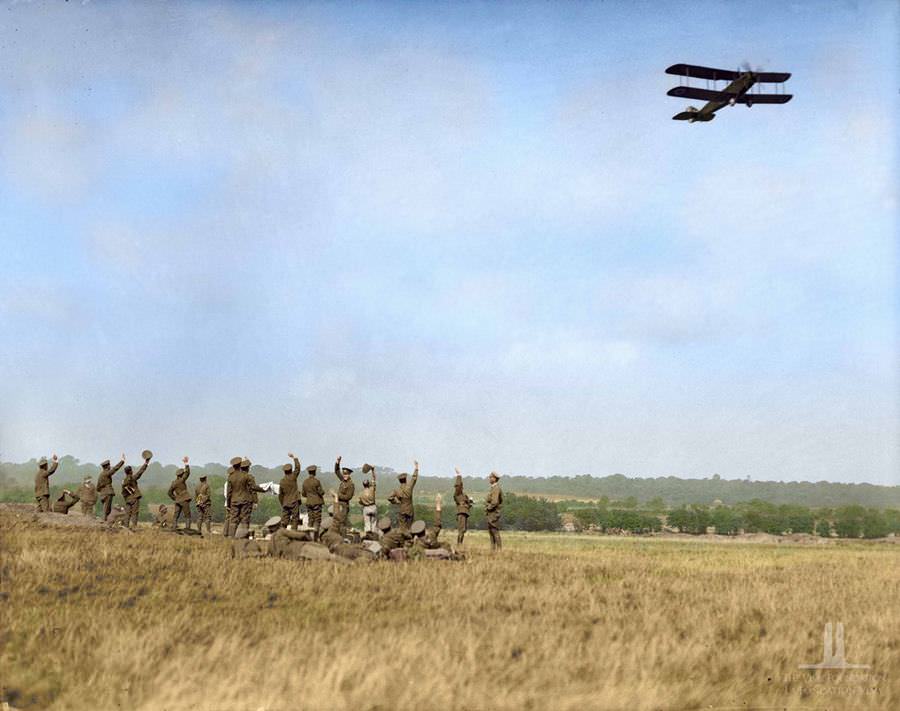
xmin=378 ymin=516 xmax=392 ymax=531
xmin=100 ymin=459 xmax=111 ymax=467
xmin=410 ymin=520 xmax=427 ymax=536
xmin=230 ymin=456 xmax=243 ymax=467
xmin=142 ymin=449 xmax=153 ymax=460
xmin=282 ymin=463 xmax=292 ymax=472
xmin=265 ymin=516 xmax=282 ymax=528
xmin=306 ymin=465 xmax=318 ymax=473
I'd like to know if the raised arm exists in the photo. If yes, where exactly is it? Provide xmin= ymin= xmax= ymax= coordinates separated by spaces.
xmin=290 ymin=453 xmax=301 ymax=475
xmin=411 ymin=460 xmax=419 ymax=490
xmin=134 ymin=460 xmax=149 ymax=480
xmin=48 ymin=454 xmax=59 ymax=476
xmin=334 ymin=455 xmax=342 ymax=480
xmin=182 ymin=457 xmax=190 ymax=482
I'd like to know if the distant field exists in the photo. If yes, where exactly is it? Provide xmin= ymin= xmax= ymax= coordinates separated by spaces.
xmin=1 ymin=513 xmax=896 ymax=710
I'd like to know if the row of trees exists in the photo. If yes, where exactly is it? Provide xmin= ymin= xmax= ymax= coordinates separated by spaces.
xmin=3 ymin=457 xmax=899 ymax=508
xmin=3 ymin=478 xmax=898 ymax=538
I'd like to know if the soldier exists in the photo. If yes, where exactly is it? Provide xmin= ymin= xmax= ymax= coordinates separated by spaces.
xmin=301 ymin=464 xmax=325 ymax=539
xmin=106 ymin=505 xmax=128 ymax=527
xmin=153 ymin=503 xmax=170 ymax=528
xmin=231 ymin=457 xmax=265 ymax=537
xmin=77 ymin=476 xmax=98 ymax=517
xmin=319 ymin=514 xmax=376 ymax=562
xmin=224 ymin=456 xmax=243 ymax=537
xmin=121 ymin=450 xmax=152 ymax=530
xmin=34 ymin=454 xmax=59 ymax=512
xmin=167 ymin=456 xmax=193 ymax=530
xmin=333 ymin=455 xmax=355 ymax=534
xmin=246 ymin=459 xmax=262 ymax=520
xmin=379 ymin=516 xmax=412 ymax=552
xmin=387 ymin=460 xmax=419 ymax=531
xmin=485 ymin=471 xmax=503 ymax=551
xmin=278 ymin=452 xmax=302 ymax=529
xmin=51 ymin=489 xmax=80 ymax=514
xmin=453 ymin=466 xmax=473 ymax=545
xmin=195 ymin=473 xmax=212 ymax=535
xmin=97 ymin=455 xmax=125 ymax=521
xmin=358 ymin=464 xmax=378 ymax=537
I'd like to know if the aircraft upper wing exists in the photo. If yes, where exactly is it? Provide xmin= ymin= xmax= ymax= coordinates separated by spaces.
xmin=667 ymin=86 xmax=730 ymax=101
xmin=755 ymin=71 xmax=791 ymax=83
xmin=665 ymin=64 xmax=739 ymax=81
xmin=735 ymin=94 xmax=793 ymax=104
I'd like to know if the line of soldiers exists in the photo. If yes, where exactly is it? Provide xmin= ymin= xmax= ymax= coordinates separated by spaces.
xmin=32 ymin=452 xmax=505 ymax=551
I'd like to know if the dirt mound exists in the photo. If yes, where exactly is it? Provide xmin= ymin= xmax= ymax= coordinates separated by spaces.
xmin=0 ymin=503 xmax=127 ymax=531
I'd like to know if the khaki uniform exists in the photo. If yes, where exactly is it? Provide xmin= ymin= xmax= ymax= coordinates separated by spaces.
xmin=382 ymin=527 xmax=412 ymax=551
xmin=195 ymin=479 xmax=212 ymax=534
xmin=77 ymin=481 xmax=98 ymax=516
xmin=270 ymin=529 xmax=335 ymax=561
xmin=121 ymin=461 xmax=149 ymax=529
xmin=153 ymin=506 xmax=171 ymax=528
xmin=97 ymin=460 xmax=124 ymax=521
xmin=34 ymin=460 xmax=59 ymax=512
xmin=278 ymin=457 xmax=302 ymax=528
xmin=454 ymin=475 xmax=472 ymax=545
xmin=231 ymin=469 xmax=265 ymax=527
xmin=51 ymin=491 xmax=80 ymax=514
xmin=225 ymin=467 xmax=239 ymax=537
xmin=167 ymin=465 xmax=193 ymax=529
xmin=485 ymin=482 xmax=503 ymax=551
xmin=388 ymin=468 xmax=418 ymax=530
xmin=302 ymin=472 xmax=325 ymax=535
xmin=106 ymin=506 xmax=128 ymax=527
xmin=333 ymin=462 xmax=355 ymax=533
xmin=230 ymin=538 xmax=268 ymax=558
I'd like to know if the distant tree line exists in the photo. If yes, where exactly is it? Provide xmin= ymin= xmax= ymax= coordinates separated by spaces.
xmin=4 ymin=457 xmax=898 ymax=508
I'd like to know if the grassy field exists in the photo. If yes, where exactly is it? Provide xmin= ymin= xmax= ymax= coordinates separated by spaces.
xmin=1 ymin=512 xmax=896 ymax=711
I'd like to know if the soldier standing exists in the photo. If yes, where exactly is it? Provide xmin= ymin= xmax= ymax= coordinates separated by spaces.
xmin=224 ymin=456 xmax=243 ymax=537
xmin=232 ymin=457 xmax=265 ymax=536
xmin=34 ymin=454 xmax=59 ymax=512
xmin=358 ymin=464 xmax=378 ymax=536
xmin=485 ymin=471 xmax=503 ymax=551
xmin=121 ymin=450 xmax=152 ymax=530
xmin=387 ymin=460 xmax=418 ymax=531
xmin=301 ymin=465 xmax=325 ymax=539
xmin=97 ymin=455 xmax=125 ymax=521
xmin=245 ymin=459 xmax=261 ymax=521
xmin=77 ymin=476 xmax=98 ymax=517
xmin=453 ymin=466 xmax=473 ymax=545
xmin=167 ymin=456 xmax=193 ymax=530
xmin=278 ymin=453 xmax=302 ymax=529
xmin=333 ymin=455 xmax=355 ymax=534
xmin=195 ymin=474 xmax=212 ymax=535
xmin=52 ymin=488 xmax=80 ymax=514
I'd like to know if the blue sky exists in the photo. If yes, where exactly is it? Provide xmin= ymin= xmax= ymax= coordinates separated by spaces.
xmin=0 ymin=0 xmax=896 ymax=484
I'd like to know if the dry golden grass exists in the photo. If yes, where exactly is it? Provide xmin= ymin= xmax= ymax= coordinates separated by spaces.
xmin=1 ymin=512 xmax=896 ymax=711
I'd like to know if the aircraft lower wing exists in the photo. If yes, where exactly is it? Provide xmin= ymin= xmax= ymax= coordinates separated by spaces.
xmin=665 ymin=64 xmax=739 ymax=81
xmin=667 ymin=86 xmax=730 ymax=101
xmin=735 ymin=94 xmax=793 ymax=104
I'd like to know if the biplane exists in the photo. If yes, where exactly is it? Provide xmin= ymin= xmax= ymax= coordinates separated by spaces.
xmin=666 ymin=63 xmax=792 ymax=122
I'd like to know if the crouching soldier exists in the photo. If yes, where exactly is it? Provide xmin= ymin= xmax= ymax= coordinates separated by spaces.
xmin=266 ymin=517 xmax=341 ymax=562
xmin=153 ymin=504 xmax=171 ymax=528
xmin=106 ymin=505 xmax=128 ymax=527
xmin=52 ymin=489 xmax=80 ymax=514
xmin=77 ymin=476 xmax=98 ymax=517
xmin=319 ymin=516 xmax=377 ymax=562
xmin=379 ymin=517 xmax=413 ymax=560
xmin=34 ymin=454 xmax=59 ymax=512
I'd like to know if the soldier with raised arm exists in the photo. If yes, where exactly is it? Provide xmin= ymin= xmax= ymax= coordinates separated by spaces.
xmin=52 ymin=488 xmax=80 ymax=514
xmin=278 ymin=452 xmax=302 ymax=529
xmin=121 ymin=450 xmax=152 ymax=530
xmin=167 ymin=456 xmax=193 ymax=530
xmin=387 ymin=460 xmax=419 ymax=531
xmin=485 ymin=471 xmax=503 ymax=551
xmin=97 ymin=455 xmax=125 ymax=521
xmin=358 ymin=464 xmax=378 ymax=537
xmin=34 ymin=454 xmax=59 ymax=512
xmin=77 ymin=476 xmax=98 ymax=517
xmin=333 ymin=455 xmax=355 ymax=534
xmin=453 ymin=466 xmax=473 ymax=545
xmin=302 ymin=464 xmax=325 ymax=539
xmin=195 ymin=474 xmax=212 ymax=535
